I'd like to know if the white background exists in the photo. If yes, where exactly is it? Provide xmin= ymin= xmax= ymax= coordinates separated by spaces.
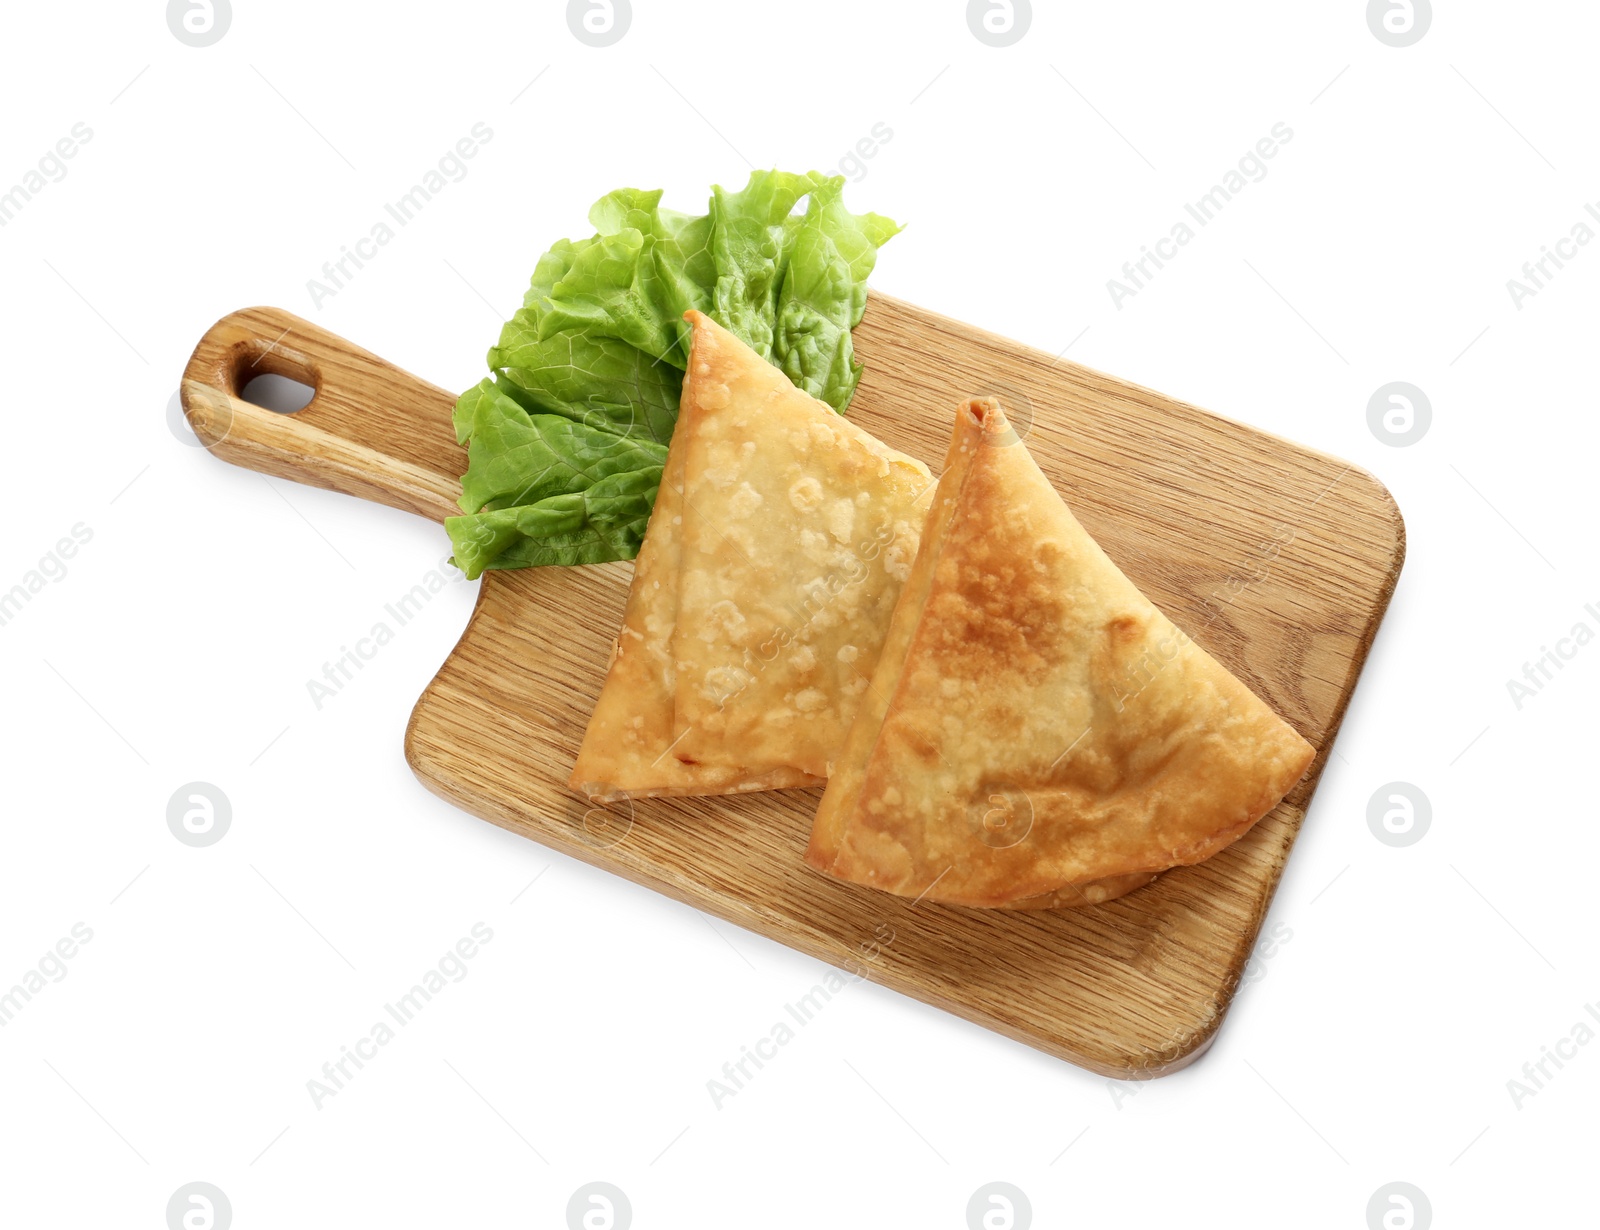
xmin=1 ymin=2 xmax=1595 ymax=1227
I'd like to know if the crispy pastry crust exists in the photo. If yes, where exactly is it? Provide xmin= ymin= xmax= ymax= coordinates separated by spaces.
xmin=569 ymin=312 xmax=932 ymax=801
xmin=568 ymin=362 xmax=818 ymax=801
xmin=805 ymin=399 xmax=1315 ymax=908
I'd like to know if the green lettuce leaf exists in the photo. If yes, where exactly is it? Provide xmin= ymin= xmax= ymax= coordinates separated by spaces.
xmin=447 ymin=170 xmax=899 ymax=578
xmin=776 ymin=178 xmax=902 ymax=407
xmin=446 ymin=379 xmax=668 ymax=573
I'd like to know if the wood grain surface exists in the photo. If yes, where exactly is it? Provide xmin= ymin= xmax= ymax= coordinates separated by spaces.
xmin=183 ymin=296 xmax=1404 ymax=1077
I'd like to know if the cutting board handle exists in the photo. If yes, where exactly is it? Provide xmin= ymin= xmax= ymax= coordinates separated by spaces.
xmin=181 ymin=307 xmax=466 ymax=523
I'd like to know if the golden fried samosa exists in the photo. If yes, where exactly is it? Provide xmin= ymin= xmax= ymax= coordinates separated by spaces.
xmin=567 ymin=388 xmax=819 ymax=801
xmin=805 ymin=399 xmax=1314 ymax=908
xmin=570 ymin=311 xmax=932 ymax=800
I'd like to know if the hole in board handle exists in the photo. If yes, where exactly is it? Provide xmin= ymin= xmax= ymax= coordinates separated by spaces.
xmin=239 ymin=372 xmax=316 ymax=414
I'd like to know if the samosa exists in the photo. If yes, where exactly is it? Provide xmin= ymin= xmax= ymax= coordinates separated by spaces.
xmin=806 ymin=399 xmax=1314 ymax=908
xmin=570 ymin=312 xmax=933 ymax=800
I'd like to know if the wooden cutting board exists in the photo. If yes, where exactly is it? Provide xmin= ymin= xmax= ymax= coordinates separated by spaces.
xmin=182 ymin=295 xmax=1403 ymax=1078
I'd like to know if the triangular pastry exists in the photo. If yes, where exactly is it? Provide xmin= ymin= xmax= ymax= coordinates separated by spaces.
xmin=805 ymin=399 xmax=1315 ymax=908
xmin=569 ymin=311 xmax=933 ymax=800
xmin=567 ymin=389 xmax=818 ymax=800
